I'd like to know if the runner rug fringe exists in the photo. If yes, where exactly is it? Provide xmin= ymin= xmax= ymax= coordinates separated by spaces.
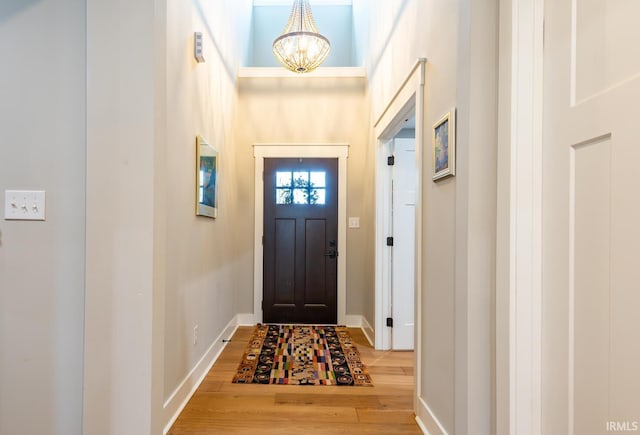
xmin=232 ymin=324 xmax=373 ymax=386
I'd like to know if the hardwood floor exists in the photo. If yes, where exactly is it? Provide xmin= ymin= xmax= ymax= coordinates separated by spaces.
xmin=168 ymin=326 xmax=422 ymax=434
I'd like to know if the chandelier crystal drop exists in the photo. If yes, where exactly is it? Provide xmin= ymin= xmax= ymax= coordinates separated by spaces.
xmin=272 ymin=0 xmax=331 ymax=73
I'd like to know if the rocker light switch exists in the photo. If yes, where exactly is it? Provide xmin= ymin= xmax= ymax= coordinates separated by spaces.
xmin=4 ymin=190 xmax=46 ymax=221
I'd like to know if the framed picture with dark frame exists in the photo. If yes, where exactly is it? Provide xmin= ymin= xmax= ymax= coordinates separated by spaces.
xmin=432 ymin=108 xmax=456 ymax=181
xmin=196 ymin=135 xmax=218 ymax=218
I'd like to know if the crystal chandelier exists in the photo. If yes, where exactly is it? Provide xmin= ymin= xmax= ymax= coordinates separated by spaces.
xmin=272 ymin=0 xmax=331 ymax=73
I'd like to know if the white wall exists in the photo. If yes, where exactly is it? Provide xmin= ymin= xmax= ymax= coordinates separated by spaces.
xmin=354 ymin=0 xmax=498 ymax=433
xmin=0 ymin=1 xmax=86 ymax=434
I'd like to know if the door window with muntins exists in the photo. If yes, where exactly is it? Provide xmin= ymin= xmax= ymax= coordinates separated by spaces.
xmin=275 ymin=170 xmax=326 ymax=205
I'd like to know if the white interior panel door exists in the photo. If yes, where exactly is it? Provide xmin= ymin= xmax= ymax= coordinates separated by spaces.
xmin=543 ymin=1 xmax=640 ymax=433
xmin=391 ymin=137 xmax=416 ymax=350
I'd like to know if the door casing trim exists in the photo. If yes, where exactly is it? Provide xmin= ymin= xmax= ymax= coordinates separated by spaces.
xmin=253 ymin=144 xmax=349 ymax=325
xmin=374 ymin=59 xmax=425 ymax=358
xmin=496 ymin=0 xmax=544 ymax=433
xmin=373 ymin=58 xmax=425 ymax=421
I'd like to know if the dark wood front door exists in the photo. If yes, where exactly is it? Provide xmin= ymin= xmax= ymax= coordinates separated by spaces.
xmin=263 ymin=158 xmax=338 ymax=324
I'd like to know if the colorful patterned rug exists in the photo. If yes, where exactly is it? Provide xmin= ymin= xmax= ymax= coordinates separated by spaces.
xmin=232 ymin=324 xmax=373 ymax=386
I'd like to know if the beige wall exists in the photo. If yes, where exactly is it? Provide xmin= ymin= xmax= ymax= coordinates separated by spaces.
xmin=84 ymin=0 xmax=252 ymax=433
xmin=455 ymin=1 xmax=498 ymax=433
xmin=354 ymin=0 xmax=457 ymax=430
xmin=235 ymin=76 xmax=373 ymax=317
xmin=84 ymin=0 xmax=164 ymax=432
xmin=354 ymin=0 xmax=497 ymax=433
xmin=162 ymin=0 xmax=252 ymax=401
xmin=0 ymin=1 xmax=498 ymax=433
xmin=0 ymin=1 xmax=86 ymax=433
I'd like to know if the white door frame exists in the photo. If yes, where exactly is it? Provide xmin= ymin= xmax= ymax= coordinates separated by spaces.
xmin=496 ymin=0 xmax=544 ymax=433
xmin=253 ymin=144 xmax=349 ymax=325
xmin=373 ymin=58 xmax=425 ymax=382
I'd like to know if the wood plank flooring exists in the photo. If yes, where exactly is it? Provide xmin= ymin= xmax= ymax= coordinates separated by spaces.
xmin=168 ymin=326 xmax=422 ymax=434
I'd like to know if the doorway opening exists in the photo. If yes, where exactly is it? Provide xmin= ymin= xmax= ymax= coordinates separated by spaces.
xmin=376 ymin=107 xmax=418 ymax=350
xmin=373 ymin=59 xmax=425 ymax=357
xmin=387 ymin=124 xmax=417 ymax=350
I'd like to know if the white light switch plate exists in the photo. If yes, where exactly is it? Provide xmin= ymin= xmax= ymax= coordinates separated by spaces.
xmin=4 ymin=190 xmax=46 ymax=221
xmin=348 ymin=217 xmax=360 ymax=228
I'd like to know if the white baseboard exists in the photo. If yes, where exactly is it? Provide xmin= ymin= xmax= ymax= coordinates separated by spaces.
xmin=162 ymin=315 xmax=240 ymax=434
xmin=361 ymin=316 xmax=374 ymax=347
xmin=415 ymin=415 xmax=430 ymax=435
xmin=344 ymin=314 xmax=362 ymax=327
xmin=415 ymin=396 xmax=448 ymax=435
xmin=344 ymin=315 xmax=374 ymax=347
xmin=236 ymin=313 xmax=257 ymax=325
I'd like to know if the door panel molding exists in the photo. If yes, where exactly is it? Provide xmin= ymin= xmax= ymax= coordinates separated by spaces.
xmin=391 ymin=137 xmax=416 ymax=351
xmin=253 ymin=144 xmax=349 ymax=325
